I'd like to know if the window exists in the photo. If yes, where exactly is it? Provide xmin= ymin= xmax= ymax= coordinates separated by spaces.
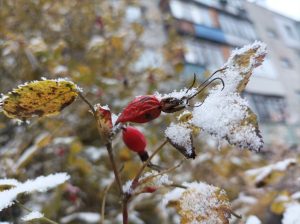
xmin=170 ymin=0 xmax=213 ymax=27
xmin=244 ymin=93 xmax=287 ymax=123
xmin=284 ymin=25 xmax=296 ymax=39
xmin=184 ymin=40 xmax=224 ymax=70
xmin=219 ymin=14 xmax=256 ymax=40
xmin=280 ymin=57 xmax=293 ymax=69
xmin=266 ymin=28 xmax=278 ymax=38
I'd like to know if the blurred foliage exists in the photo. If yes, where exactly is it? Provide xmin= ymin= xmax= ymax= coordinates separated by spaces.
xmin=0 ymin=0 xmax=300 ymax=224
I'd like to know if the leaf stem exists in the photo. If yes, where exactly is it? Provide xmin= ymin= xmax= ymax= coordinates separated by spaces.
xmin=78 ymin=92 xmax=96 ymax=115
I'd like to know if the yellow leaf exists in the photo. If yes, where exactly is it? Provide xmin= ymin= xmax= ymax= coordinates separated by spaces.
xmin=1 ymin=79 xmax=79 ymax=119
xmin=271 ymin=191 xmax=291 ymax=215
xmin=166 ymin=182 xmax=232 ymax=224
xmin=230 ymin=43 xmax=266 ymax=92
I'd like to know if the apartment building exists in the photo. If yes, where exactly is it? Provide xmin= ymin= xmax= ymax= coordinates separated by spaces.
xmin=244 ymin=2 xmax=300 ymax=146
xmin=158 ymin=0 xmax=300 ymax=146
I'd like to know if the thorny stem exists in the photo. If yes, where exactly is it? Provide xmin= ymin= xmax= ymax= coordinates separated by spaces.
xmin=16 ymin=200 xmax=58 ymax=224
xmin=122 ymin=198 xmax=129 ymax=224
xmin=78 ymin=93 xmax=124 ymax=220
xmin=105 ymin=142 xmax=123 ymax=194
xmin=121 ymin=139 xmax=168 ymax=224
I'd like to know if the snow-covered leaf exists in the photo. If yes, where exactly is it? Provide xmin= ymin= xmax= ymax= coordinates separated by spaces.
xmin=224 ymin=41 xmax=267 ymax=93
xmin=163 ymin=182 xmax=232 ymax=224
xmin=0 ymin=78 xmax=79 ymax=119
xmin=245 ymin=158 xmax=297 ymax=187
xmin=282 ymin=203 xmax=300 ymax=224
xmin=0 ymin=173 xmax=70 ymax=212
xmin=165 ymin=123 xmax=196 ymax=159
xmin=191 ymin=42 xmax=266 ymax=152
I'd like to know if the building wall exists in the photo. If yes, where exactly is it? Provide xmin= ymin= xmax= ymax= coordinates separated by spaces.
xmin=244 ymin=2 xmax=300 ymax=145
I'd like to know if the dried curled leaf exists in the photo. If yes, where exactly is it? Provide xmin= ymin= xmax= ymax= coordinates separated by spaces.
xmin=165 ymin=123 xmax=196 ymax=159
xmin=94 ymin=104 xmax=113 ymax=143
xmin=163 ymin=182 xmax=232 ymax=224
xmin=0 ymin=79 xmax=79 ymax=119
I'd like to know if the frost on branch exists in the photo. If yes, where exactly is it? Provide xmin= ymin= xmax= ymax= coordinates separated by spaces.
xmin=0 ymin=78 xmax=79 ymax=119
xmin=245 ymin=158 xmax=296 ymax=187
xmin=0 ymin=173 xmax=70 ymax=212
xmin=123 ymin=171 xmax=173 ymax=195
xmin=192 ymin=41 xmax=266 ymax=152
xmin=163 ymin=182 xmax=232 ymax=224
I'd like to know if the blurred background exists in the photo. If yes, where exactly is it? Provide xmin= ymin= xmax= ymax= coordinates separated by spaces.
xmin=0 ymin=0 xmax=300 ymax=223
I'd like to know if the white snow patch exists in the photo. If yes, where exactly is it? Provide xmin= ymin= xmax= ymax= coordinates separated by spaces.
xmin=53 ymin=65 xmax=68 ymax=74
xmin=245 ymin=158 xmax=296 ymax=184
xmin=21 ymin=211 xmax=44 ymax=221
xmin=155 ymin=88 xmax=198 ymax=101
xmin=282 ymin=203 xmax=300 ymax=224
xmin=123 ymin=180 xmax=133 ymax=194
xmin=165 ymin=123 xmax=193 ymax=156
xmin=246 ymin=215 xmax=261 ymax=224
xmin=60 ymin=212 xmax=100 ymax=223
xmin=0 ymin=173 xmax=70 ymax=212
xmin=291 ymin=192 xmax=300 ymax=200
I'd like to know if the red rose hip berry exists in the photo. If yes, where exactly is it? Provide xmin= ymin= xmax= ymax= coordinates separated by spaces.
xmin=116 ymin=95 xmax=161 ymax=124
xmin=122 ymin=126 xmax=149 ymax=161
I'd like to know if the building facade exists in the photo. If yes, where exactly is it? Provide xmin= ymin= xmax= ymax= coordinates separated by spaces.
xmin=244 ymin=2 xmax=300 ymax=146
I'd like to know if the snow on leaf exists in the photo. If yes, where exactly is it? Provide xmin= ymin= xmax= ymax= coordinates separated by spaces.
xmin=155 ymin=88 xmax=198 ymax=101
xmin=0 ymin=173 xmax=70 ymax=212
xmin=245 ymin=215 xmax=261 ymax=224
xmin=0 ymin=78 xmax=79 ymax=119
xmin=163 ymin=182 xmax=232 ymax=224
xmin=0 ymin=179 xmax=20 ymax=190
xmin=60 ymin=212 xmax=101 ymax=224
xmin=245 ymin=158 xmax=296 ymax=187
xmin=191 ymin=42 xmax=266 ymax=152
xmin=165 ymin=123 xmax=196 ymax=159
xmin=282 ymin=203 xmax=300 ymax=224
xmin=21 ymin=211 xmax=44 ymax=221
xmin=224 ymin=41 xmax=267 ymax=93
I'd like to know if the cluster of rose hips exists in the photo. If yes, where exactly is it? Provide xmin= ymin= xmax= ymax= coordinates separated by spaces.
xmin=117 ymin=95 xmax=187 ymax=162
